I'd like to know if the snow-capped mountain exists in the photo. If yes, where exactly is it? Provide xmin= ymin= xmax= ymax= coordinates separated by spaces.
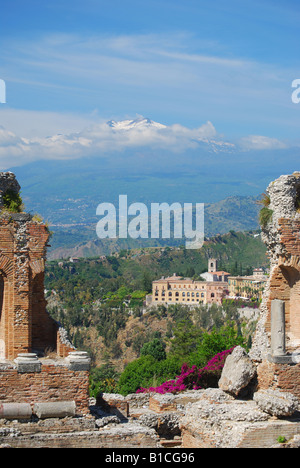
xmin=107 ymin=117 xmax=166 ymax=130
xmin=106 ymin=116 xmax=236 ymax=153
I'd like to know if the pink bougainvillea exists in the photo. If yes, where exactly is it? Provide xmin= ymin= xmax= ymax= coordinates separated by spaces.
xmin=136 ymin=347 xmax=235 ymax=394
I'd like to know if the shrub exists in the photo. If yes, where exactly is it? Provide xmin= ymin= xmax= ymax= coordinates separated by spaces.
xmin=256 ymin=192 xmax=273 ymax=228
xmin=137 ymin=347 xmax=235 ymax=394
xmin=259 ymin=206 xmax=273 ymax=228
xmin=2 ymin=189 xmax=23 ymax=213
xmin=117 ymin=355 xmax=182 ymax=396
xmin=89 ymin=363 xmax=120 ymax=397
xmin=117 ymin=356 xmax=157 ymax=395
xmin=188 ymin=323 xmax=246 ymax=368
xmin=257 ymin=192 xmax=270 ymax=208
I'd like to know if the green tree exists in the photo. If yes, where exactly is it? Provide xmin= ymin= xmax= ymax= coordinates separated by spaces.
xmin=142 ymin=271 xmax=153 ymax=293
xmin=168 ymin=319 xmax=201 ymax=361
xmin=141 ymin=338 xmax=166 ymax=361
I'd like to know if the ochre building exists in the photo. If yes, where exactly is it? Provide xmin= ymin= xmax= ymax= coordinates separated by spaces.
xmin=151 ymin=273 xmax=228 ymax=306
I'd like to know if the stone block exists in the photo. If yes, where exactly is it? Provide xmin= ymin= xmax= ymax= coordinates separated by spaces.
xmin=149 ymin=394 xmax=177 ymax=413
xmin=33 ymin=401 xmax=76 ymax=419
xmin=218 ymin=346 xmax=257 ymax=396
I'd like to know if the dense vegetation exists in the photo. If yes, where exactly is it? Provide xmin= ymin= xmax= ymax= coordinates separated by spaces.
xmin=44 ymin=230 xmax=266 ymax=397
xmin=115 ymin=320 xmax=246 ymax=396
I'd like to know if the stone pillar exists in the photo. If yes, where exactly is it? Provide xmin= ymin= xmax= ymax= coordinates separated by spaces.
xmin=268 ymin=299 xmax=293 ymax=363
xmin=271 ymin=299 xmax=286 ymax=357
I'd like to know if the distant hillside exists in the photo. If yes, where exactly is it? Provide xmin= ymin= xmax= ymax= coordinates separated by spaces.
xmin=46 ymin=231 xmax=268 ymax=295
xmin=205 ymin=195 xmax=260 ymax=234
xmin=47 ymin=195 xmax=261 ymax=259
xmin=45 ymin=230 xmax=268 ymax=369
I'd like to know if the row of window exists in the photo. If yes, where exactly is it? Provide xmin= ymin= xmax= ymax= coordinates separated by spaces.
xmin=155 ymin=284 xmax=205 ymax=290
xmin=155 ymin=291 xmax=205 ymax=297
xmin=154 ymin=291 xmax=215 ymax=298
xmin=154 ymin=297 xmax=205 ymax=303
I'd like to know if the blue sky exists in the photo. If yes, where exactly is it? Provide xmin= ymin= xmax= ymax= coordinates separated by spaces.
xmin=0 ymin=0 xmax=299 ymax=168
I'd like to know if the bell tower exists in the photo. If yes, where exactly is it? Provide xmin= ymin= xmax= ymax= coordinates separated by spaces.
xmin=208 ymin=258 xmax=218 ymax=273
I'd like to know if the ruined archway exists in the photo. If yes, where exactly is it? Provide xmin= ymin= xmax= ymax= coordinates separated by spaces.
xmin=31 ymin=272 xmax=57 ymax=355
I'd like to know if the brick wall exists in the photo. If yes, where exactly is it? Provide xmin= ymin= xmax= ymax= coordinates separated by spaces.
xmin=0 ymin=216 xmax=73 ymax=359
xmin=257 ymin=360 xmax=300 ymax=400
xmin=0 ymin=362 xmax=90 ymax=415
xmin=264 ymin=218 xmax=300 ymax=350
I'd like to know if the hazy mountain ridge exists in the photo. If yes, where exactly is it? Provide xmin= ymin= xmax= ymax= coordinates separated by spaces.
xmin=47 ymin=194 xmax=261 ymax=259
xmin=7 ymin=116 xmax=296 ymax=259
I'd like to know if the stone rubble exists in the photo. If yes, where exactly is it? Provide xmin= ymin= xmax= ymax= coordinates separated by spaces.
xmin=253 ymin=389 xmax=299 ymax=418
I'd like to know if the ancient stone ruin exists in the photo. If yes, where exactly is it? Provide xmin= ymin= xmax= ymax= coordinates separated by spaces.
xmin=1 ymin=172 xmax=300 ymax=448
xmin=0 ymin=174 xmax=73 ymax=361
xmin=0 ymin=172 xmax=91 ymax=420
xmin=251 ymin=172 xmax=300 ymax=393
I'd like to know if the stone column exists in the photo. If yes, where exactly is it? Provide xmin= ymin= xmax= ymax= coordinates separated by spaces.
xmin=271 ymin=299 xmax=286 ymax=357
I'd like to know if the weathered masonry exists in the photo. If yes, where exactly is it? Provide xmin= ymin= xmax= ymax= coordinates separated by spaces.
xmin=0 ymin=173 xmax=72 ymax=359
xmin=0 ymin=172 xmax=90 ymax=416
xmin=251 ymin=172 xmax=300 ymax=398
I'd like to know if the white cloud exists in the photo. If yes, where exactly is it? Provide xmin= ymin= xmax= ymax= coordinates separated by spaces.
xmin=238 ymin=134 xmax=288 ymax=150
xmin=0 ymin=110 xmax=291 ymax=170
xmin=0 ymin=114 xmax=220 ymax=168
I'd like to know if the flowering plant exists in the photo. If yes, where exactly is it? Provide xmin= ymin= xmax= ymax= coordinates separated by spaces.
xmin=137 ymin=347 xmax=234 ymax=394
